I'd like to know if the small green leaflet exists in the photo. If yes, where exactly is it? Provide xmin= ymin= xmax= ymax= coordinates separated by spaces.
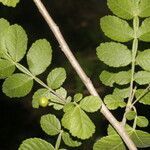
xmin=79 ymin=96 xmax=102 ymax=112
xmin=104 ymin=94 xmax=126 ymax=110
xmin=62 ymin=104 xmax=95 ymax=139
xmin=100 ymin=70 xmax=131 ymax=87
xmin=96 ymin=42 xmax=131 ymax=67
xmin=93 ymin=134 xmax=126 ymax=150
xmin=136 ymin=49 xmax=150 ymax=71
xmin=62 ymin=132 xmax=81 ymax=147
xmin=113 ymin=87 xmax=130 ymax=98
xmin=138 ymin=18 xmax=150 ymax=42
xmin=2 ymin=24 xmax=27 ymax=62
xmin=139 ymin=0 xmax=150 ymax=18
xmin=136 ymin=116 xmax=149 ymax=127
xmin=47 ymin=67 xmax=66 ymax=89
xmin=100 ymin=70 xmax=116 ymax=87
xmin=134 ymin=71 xmax=150 ymax=85
xmin=73 ymin=93 xmax=83 ymax=102
xmin=0 ymin=0 xmax=20 ymax=7
xmin=18 ymin=138 xmax=55 ymax=150
xmin=27 ymin=39 xmax=52 ymax=75
xmin=40 ymin=114 xmax=61 ymax=136
xmin=135 ymin=89 xmax=150 ymax=105
xmin=125 ymin=111 xmax=136 ymax=120
xmin=2 ymin=73 xmax=33 ymax=98
xmin=100 ymin=15 xmax=134 ymax=42
xmin=107 ymin=0 xmax=138 ymax=20
xmin=0 ymin=59 xmax=15 ymax=79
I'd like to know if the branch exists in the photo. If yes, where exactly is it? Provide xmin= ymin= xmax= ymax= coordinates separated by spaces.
xmin=32 ymin=0 xmax=137 ymax=149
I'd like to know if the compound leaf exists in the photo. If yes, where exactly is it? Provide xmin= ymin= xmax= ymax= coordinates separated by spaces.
xmin=47 ymin=68 xmax=66 ymax=89
xmin=3 ymin=24 xmax=27 ymax=62
xmin=96 ymin=42 xmax=131 ymax=67
xmin=107 ymin=0 xmax=138 ymax=20
xmin=62 ymin=132 xmax=81 ymax=147
xmin=138 ymin=18 xmax=150 ymax=42
xmin=136 ymin=116 xmax=149 ymax=127
xmin=139 ymin=0 xmax=150 ymax=18
xmin=136 ymin=49 xmax=150 ymax=71
xmin=0 ymin=59 xmax=15 ymax=79
xmin=62 ymin=105 xmax=95 ymax=139
xmin=104 ymin=94 xmax=126 ymax=110
xmin=18 ymin=138 xmax=55 ymax=150
xmin=79 ymin=96 xmax=102 ymax=112
xmin=134 ymin=71 xmax=150 ymax=85
xmin=93 ymin=134 xmax=126 ymax=150
xmin=27 ymin=39 xmax=52 ymax=75
xmin=0 ymin=0 xmax=20 ymax=7
xmin=100 ymin=15 xmax=134 ymax=42
xmin=2 ymin=73 xmax=33 ymax=98
xmin=135 ymin=89 xmax=150 ymax=105
xmin=40 ymin=114 xmax=61 ymax=136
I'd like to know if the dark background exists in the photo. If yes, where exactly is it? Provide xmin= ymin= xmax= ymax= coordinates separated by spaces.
xmin=0 ymin=0 xmax=149 ymax=150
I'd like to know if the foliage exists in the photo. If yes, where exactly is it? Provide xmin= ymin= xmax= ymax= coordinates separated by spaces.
xmin=0 ymin=0 xmax=149 ymax=150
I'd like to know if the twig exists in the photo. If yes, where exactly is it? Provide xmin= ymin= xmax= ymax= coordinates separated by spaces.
xmin=32 ymin=0 xmax=137 ymax=149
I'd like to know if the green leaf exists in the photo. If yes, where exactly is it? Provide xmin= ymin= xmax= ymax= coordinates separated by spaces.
xmin=96 ymin=42 xmax=131 ymax=67
xmin=136 ymin=116 xmax=149 ymax=127
xmin=2 ymin=24 xmax=27 ymax=62
xmin=113 ymin=87 xmax=130 ymax=98
xmin=99 ymin=70 xmax=116 ymax=87
xmin=115 ymin=71 xmax=131 ymax=85
xmin=100 ymin=15 xmax=134 ymax=42
xmin=74 ymin=93 xmax=83 ymax=102
xmin=32 ymin=88 xmax=50 ymax=108
xmin=0 ymin=18 xmax=10 ymax=33
xmin=136 ymin=49 xmax=150 ymax=71
xmin=2 ymin=73 xmax=33 ymax=98
xmin=107 ymin=0 xmax=139 ymax=20
xmin=139 ymin=0 xmax=150 ymax=18
xmin=40 ymin=114 xmax=61 ymax=136
xmin=135 ymin=89 xmax=150 ymax=105
xmin=138 ymin=18 xmax=150 ymax=42
xmin=93 ymin=134 xmax=126 ymax=150
xmin=18 ymin=138 xmax=55 ymax=150
xmin=128 ymin=129 xmax=150 ymax=148
xmin=0 ymin=0 xmax=20 ymax=7
xmin=62 ymin=105 xmax=95 ymax=139
xmin=104 ymin=94 xmax=126 ymax=110
xmin=125 ymin=111 xmax=136 ymax=120
xmin=108 ymin=125 xmax=150 ymax=148
xmin=0 ymin=59 xmax=15 ymax=79
xmin=47 ymin=68 xmax=66 ymax=89
xmin=134 ymin=71 xmax=150 ymax=85
xmin=100 ymin=70 xmax=131 ymax=87
xmin=27 ymin=39 xmax=52 ymax=75
xmin=79 ymin=96 xmax=102 ymax=112
xmin=62 ymin=132 xmax=81 ymax=147
xmin=0 ymin=18 xmax=10 ymax=58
